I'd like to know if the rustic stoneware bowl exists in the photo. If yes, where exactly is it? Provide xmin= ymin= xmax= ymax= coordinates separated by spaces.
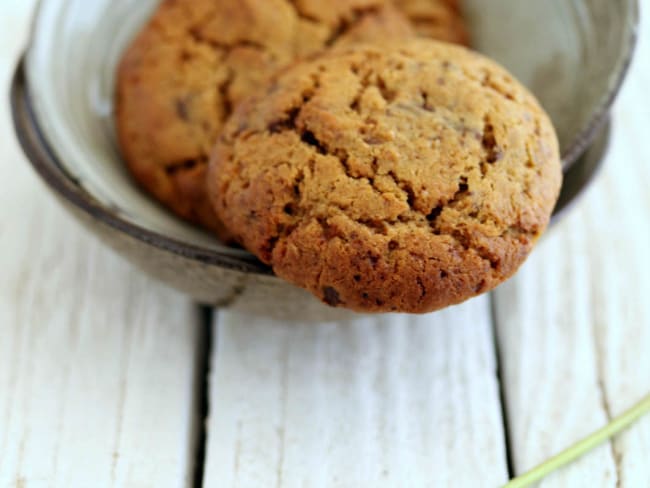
xmin=11 ymin=0 xmax=638 ymax=318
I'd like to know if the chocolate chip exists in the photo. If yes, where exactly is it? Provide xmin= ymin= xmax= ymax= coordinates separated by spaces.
xmin=474 ymin=279 xmax=487 ymax=293
xmin=323 ymin=287 xmax=342 ymax=307
xmin=175 ymin=98 xmax=190 ymax=121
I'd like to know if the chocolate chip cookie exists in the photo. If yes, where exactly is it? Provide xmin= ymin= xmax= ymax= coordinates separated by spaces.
xmin=208 ymin=40 xmax=562 ymax=313
xmin=116 ymin=0 xmax=414 ymax=239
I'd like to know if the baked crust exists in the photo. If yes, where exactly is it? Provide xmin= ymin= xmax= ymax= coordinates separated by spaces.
xmin=209 ymin=40 xmax=562 ymax=313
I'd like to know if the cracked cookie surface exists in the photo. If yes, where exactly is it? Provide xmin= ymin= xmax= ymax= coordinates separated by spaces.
xmin=116 ymin=0 xmax=414 ymax=239
xmin=209 ymin=39 xmax=562 ymax=313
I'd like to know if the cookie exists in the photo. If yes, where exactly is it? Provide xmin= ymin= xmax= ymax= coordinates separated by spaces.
xmin=208 ymin=39 xmax=562 ymax=313
xmin=394 ymin=0 xmax=471 ymax=46
xmin=116 ymin=0 xmax=414 ymax=239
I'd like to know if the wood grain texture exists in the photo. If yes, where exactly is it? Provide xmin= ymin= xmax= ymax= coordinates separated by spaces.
xmin=494 ymin=12 xmax=650 ymax=487
xmin=0 ymin=3 xmax=202 ymax=487
xmin=204 ymin=297 xmax=508 ymax=488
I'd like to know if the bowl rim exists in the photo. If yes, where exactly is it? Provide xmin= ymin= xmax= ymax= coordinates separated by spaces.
xmin=557 ymin=0 xmax=639 ymax=168
xmin=11 ymin=61 xmax=274 ymax=276
xmin=22 ymin=0 xmax=639 ymax=169
xmin=10 ymin=0 xmax=639 ymax=277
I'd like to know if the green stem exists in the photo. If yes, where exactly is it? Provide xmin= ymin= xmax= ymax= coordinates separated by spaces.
xmin=503 ymin=393 xmax=650 ymax=488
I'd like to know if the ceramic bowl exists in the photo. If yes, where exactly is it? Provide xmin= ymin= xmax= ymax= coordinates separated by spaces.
xmin=11 ymin=0 xmax=638 ymax=318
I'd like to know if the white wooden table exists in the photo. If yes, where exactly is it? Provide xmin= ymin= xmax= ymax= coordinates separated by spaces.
xmin=1 ymin=3 xmax=649 ymax=487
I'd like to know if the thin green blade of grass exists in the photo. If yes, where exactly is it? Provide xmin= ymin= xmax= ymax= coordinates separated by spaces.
xmin=503 ymin=392 xmax=650 ymax=488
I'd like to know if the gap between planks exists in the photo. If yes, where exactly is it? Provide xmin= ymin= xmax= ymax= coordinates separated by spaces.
xmin=192 ymin=308 xmax=215 ymax=488
xmin=0 ymin=3 xmax=210 ymax=484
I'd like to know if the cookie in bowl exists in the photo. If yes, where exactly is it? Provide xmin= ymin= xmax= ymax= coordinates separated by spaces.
xmin=208 ymin=39 xmax=562 ymax=313
xmin=394 ymin=0 xmax=471 ymax=46
xmin=115 ymin=0 xmax=415 ymax=240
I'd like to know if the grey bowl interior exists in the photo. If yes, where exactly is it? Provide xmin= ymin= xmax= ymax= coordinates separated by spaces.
xmin=464 ymin=0 xmax=637 ymax=165
xmin=15 ymin=0 xmax=639 ymax=300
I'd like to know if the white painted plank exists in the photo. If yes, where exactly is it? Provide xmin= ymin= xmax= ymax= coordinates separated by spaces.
xmin=494 ymin=226 xmax=620 ymax=487
xmin=494 ymin=12 xmax=650 ymax=486
xmin=204 ymin=297 xmax=508 ymax=488
xmin=0 ymin=3 xmax=202 ymax=487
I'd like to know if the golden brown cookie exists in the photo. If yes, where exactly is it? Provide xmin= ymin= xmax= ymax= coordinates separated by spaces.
xmin=394 ymin=0 xmax=471 ymax=46
xmin=208 ymin=40 xmax=562 ymax=313
xmin=116 ymin=0 xmax=414 ymax=239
